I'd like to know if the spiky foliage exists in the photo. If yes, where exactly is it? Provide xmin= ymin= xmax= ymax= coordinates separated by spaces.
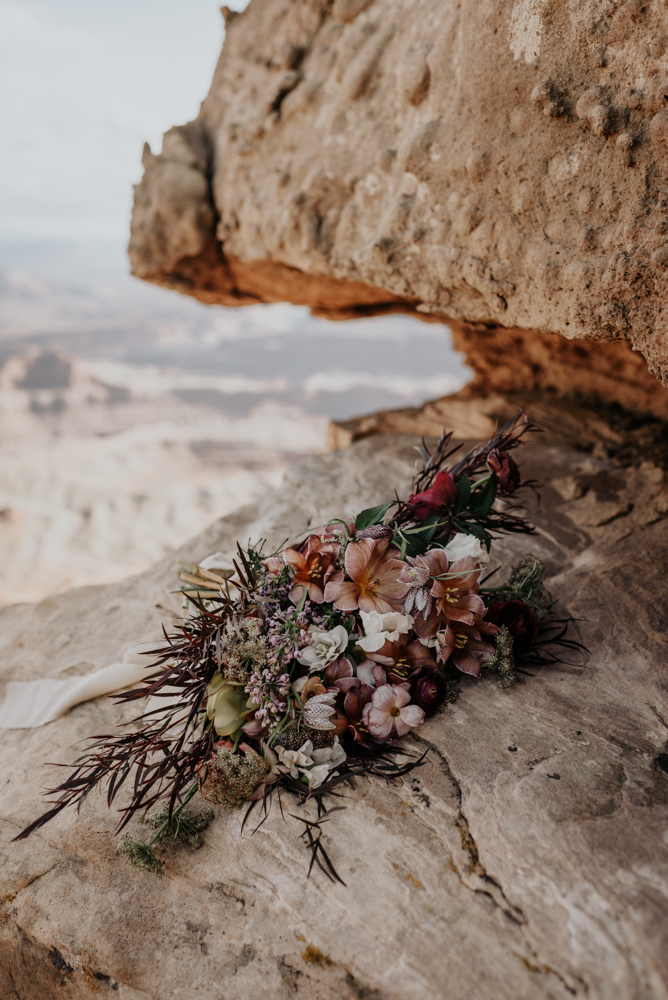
xmin=14 ymin=545 xmax=260 ymax=842
xmin=141 ymin=807 xmax=214 ymax=849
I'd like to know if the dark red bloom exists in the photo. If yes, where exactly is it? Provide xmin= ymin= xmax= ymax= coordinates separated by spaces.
xmin=406 ymin=470 xmax=458 ymax=522
xmin=488 ymin=449 xmax=521 ymax=492
xmin=485 ymin=600 xmax=538 ymax=650
xmin=409 ymin=666 xmax=448 ymax=716
xmin=342 ymin=684 xmax=375 ymax=744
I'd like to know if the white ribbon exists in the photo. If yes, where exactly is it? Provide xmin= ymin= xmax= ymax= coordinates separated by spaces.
xmin=0 ymin=642 xmax=160 ymax=730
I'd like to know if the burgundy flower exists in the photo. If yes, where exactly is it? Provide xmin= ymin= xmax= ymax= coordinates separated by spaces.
xmin=488 ymin=449 xmax=521 ymax=491
xmin=343 ymin=683 xmax=375 ymax=744
xmin=485 ymin=600 xmax=538 ymax=650
xmin=406 ymin=470 xmax=457 ymax=522
xmin=409 ymin=666 xmax=448 ymax=715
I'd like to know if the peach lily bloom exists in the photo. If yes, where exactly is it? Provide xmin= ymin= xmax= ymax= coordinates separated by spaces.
xmin=324 ymin=537 xmax=408 ymax=614
xmin=420 ymin=551 xmax=485 ymax=625
xmin=283 ymin=534 xmax=340 ymax=604
xmin=428 ymin=620 xmax=498 ymax=678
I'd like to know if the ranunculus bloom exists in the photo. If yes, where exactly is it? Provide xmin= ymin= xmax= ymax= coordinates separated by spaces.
xmin=406 ymin=470 xmax=457 ymax=521
xmin=443 ymin=532 xmax=489 ymax=566
xmin=356 ymin=610 xmax=414 ymax=652
xmin=409 ymin=666 xmax=448 ymax=715
xmin=488 ymin=449 xmax=521 ymax=491
xmin=485 ymin=600 xmax=538 ymax=650
xmin=297 ymin=625 xmax=349 ymax=671
xmin=363 ymin=684 xmax=425 ymax=738
xmin=283 ymin=534 xmax=340 ymax=604
xmin=324 ymin=538 xmax=408 ymax=614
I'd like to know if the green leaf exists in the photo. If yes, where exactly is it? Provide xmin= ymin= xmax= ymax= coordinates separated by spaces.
xmin=355 ymin=502 xmax=395 ymax=532
xmin=457 ymin=520 xmax=492 ymax=551
xmin=454 ymin=476 xmax=471 ymax=516
xmin=343 ymin=616 xmax=356 ymax=634
xmin=469 ymin=476 xmax=497 ymax=516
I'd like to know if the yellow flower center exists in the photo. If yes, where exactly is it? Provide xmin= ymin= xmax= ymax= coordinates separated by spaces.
xmin=454 ymin=632 xmax=468 ymax=649
xmin=390 ymin=707 xmax=401 ymax=717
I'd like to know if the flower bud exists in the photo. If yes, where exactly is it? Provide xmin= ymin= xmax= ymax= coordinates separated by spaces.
xmin=409 ymin=666 xmax=448 ymax=715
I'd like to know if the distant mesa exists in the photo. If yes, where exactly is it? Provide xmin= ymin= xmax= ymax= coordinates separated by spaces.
xmin=18 ymin=352 xmax=72 ymax=391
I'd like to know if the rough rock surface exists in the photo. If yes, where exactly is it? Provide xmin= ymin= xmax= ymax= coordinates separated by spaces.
xmin=130 ymin=0 xmax=668 ymax=393
xmin=1 ymin=422 xmax=668 ymax=999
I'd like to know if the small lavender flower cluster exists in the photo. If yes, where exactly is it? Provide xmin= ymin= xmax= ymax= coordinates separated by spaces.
xmin=245 ymin=669 xmax=291 ymax=725
xmin=244 ymin=601 xmax=329 ymax=726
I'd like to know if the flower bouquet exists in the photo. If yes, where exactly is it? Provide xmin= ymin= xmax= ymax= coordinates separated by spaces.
xmin=18 ymin=415 xmax=583 ymax=881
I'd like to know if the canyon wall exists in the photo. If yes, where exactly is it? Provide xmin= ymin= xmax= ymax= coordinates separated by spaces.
xmin=129 ymin=0 xmax=668 ymax=412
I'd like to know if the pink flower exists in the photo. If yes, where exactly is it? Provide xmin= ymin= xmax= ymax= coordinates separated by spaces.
xmin=363 ymin=684 xmax=425 ymax=738
xmin=323 ymin=537 xmax=408 ymax=614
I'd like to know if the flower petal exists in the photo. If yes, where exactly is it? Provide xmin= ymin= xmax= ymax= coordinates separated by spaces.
xmin=398 ymin=704 xmax=425 ymax=731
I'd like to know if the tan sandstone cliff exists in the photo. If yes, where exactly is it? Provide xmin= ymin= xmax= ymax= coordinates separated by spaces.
xmin=129 ymin=0 xmax=668 ymax=415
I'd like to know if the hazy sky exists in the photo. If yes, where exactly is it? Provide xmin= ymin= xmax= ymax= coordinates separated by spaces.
xmin=0 ymin=1 xmax=244 ymax=241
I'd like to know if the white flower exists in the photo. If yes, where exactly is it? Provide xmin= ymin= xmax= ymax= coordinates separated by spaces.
xmin=303 ymin=692 xmax=336 ymax=730
xmin=419 ymin=629 xmax=448 ymax=651
xmin=356 ymin=660 xmax=377 ymax=686
xmin=297 ymin=625 xmax=349 ymax=671
xmin=356 ymin=610 xmax=414 ymax=652
xmin=301 ymin=764 xmax=332 ymax=790
xmin=311 ymin=736 xmax=347 ymax=769
xmin=302 ymin=737 xmax=347 ymax=789
xmin=443 ymin=533 xmax=489 ymax=565
xmin=276 ymin=741 xmax=314 ymax=777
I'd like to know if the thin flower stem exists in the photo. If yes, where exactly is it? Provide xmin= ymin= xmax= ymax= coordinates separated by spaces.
xmin=148 ymin=781 xmax=198 ymax=847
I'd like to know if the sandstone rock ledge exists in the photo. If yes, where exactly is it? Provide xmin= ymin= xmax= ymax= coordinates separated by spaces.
xmin=1 ymin=426 xmax=668 ymax=1000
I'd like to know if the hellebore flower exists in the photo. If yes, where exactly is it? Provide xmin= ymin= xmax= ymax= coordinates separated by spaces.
xmin=324 ymin=537 xmax=408 ymax=613
xmin=409 ymin=666 xmax=448 ymax=715
xmin=356 ymin=610 xmax=414 ymax=653
xmin=488 ymin=449 xmax=521 ymax=491
xmin=275 ymin=737 xmax=346 ymax=789
xmin=484 ymin=600 xmax=538 ymax=650
xmin=206 ymin=672 xmax=255 ymax=737
xmin=363 ymin=684 xmax=425 ymax=738
xmin=283 ymin=534 xmax=340 ymax=604
xmin=276 ymin=741 xmax=314 ymax=777
xmin=406 ymin=470 xmax=457 ymax=522
xmin=297 ymin=624 xmax=349 ymax=671
xmin=443 ymin=532 xmax=489 ymax=566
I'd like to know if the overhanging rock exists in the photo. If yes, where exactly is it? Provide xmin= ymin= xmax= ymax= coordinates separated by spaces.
xmin=130 ymin=0 xmax=668 ymax=409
